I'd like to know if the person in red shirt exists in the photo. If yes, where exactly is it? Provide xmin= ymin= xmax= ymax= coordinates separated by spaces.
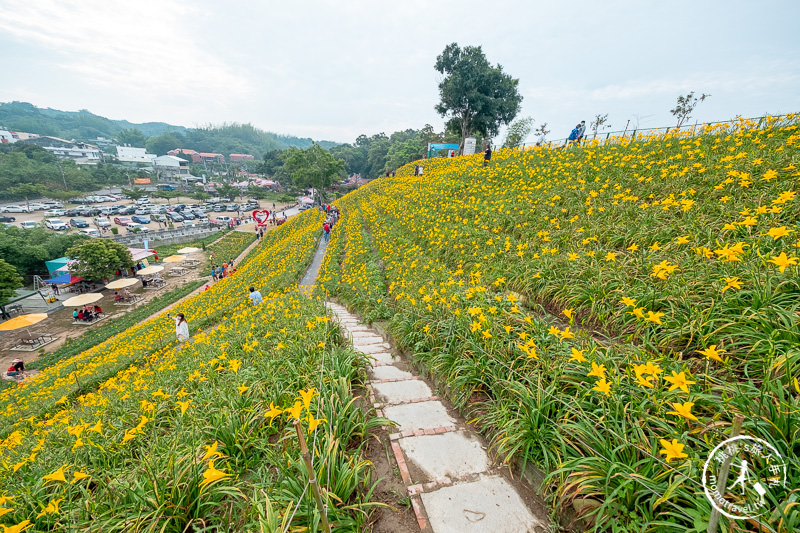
xmin=7 ymin=359 xmax=24 ymax=378
xmin=323 ymin=222 xmax=330 ymax=242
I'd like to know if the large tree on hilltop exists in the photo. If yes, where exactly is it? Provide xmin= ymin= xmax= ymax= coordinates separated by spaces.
xmin=434 ymin=43 xmax=522 ymax=145
xmin=284 ymin=144 xmax=345 ymax=204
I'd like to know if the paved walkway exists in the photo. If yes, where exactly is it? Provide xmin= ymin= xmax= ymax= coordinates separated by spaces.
xmin=298 ymin=237 xmax=327 ymax=290
xmin=326 ymin=303 xmax=548 ymax=532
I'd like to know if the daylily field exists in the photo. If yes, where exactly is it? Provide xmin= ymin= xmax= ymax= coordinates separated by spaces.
xmin=0 ymin=212 xmax=385 ymax=532
xmin=1 ymin=114 xmax=798 ymax=532
xmin=318 ymin=115 xmax=800 ymax=531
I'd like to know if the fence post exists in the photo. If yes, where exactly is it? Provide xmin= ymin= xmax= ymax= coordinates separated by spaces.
xmin=706 ymin=414 xmax=744 ymax=533
xmin=293 ymin=419 xmax=331 ymax=533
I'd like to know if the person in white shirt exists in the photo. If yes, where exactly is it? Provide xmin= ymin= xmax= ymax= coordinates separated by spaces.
xmin=168 ymin=312 xmax=189 ymax=342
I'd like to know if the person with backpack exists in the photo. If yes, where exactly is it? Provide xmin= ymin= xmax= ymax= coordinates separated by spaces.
xmin=567 ymin=125 xmax=580 ymax=147
xmin=323 ymin=222 xmax=330 ymax=242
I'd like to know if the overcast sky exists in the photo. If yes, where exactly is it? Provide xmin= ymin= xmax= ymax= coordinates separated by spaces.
xmin=1 ymin=0 xmax=798 ymax=145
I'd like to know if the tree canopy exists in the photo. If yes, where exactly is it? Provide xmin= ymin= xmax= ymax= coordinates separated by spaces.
xmin=66 ymin=239 xmax=134 ymax=282
xmin=0 ymin=259 xmax=24 ymax=307
xmin=284 ymin=144 xmax=345 ymax=203
xmin=0 ymin=225 xmax=88 ymax=281
xmin=434 ymin=43 xmax=522 ymax=143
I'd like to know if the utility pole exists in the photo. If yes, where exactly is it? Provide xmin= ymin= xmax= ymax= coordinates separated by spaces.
xmin=57 ymin=159 xmax=67 ymax=189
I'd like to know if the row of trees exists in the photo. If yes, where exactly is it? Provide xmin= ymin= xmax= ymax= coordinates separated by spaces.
xmin=0 ymin=144 xmax=151 ymax=201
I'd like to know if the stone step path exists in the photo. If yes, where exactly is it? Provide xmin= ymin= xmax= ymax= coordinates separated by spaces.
xmin=326 ymin=301 xmax=549 ymax=533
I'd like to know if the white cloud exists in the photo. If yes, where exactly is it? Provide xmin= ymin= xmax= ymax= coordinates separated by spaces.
xmin=0 ymin=0 xmax=253 ymax=105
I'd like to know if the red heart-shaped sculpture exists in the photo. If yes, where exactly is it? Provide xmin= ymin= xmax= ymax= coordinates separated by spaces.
xmin=253 ymin=210 xmax=270 ymax=226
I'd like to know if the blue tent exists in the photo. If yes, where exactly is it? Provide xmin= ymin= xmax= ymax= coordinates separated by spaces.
xmin=42 ymin=273 xmax=71 ymax=284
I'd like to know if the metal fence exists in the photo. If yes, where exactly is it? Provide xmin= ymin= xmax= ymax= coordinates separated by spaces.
xmin=113 ymin=223 xmax=223 ymax=247
xmin=523 ymin=113 xmax=795 ymax=150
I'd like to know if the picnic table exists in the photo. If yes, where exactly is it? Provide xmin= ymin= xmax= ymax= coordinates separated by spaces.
xmin=114 ymin=293 xmax=144 ymax=306
xmin=143 ymin=277 xmax=167 ymax=290
xmin=169 ymin=266 xmax=188 ymax=276
xmin=183 ymin=259 xmax=201 ymax=268
xmin=12 ymin=332 xmax=56 ymax=351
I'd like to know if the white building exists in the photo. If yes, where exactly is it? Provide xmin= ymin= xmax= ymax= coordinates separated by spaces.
xmin=0 ymin=130 xmax=16 ymax=143
xmin=116 ymin=146 xmax=156 ymax=165
xmin=153 ymin=155 xmax=190 ymax=178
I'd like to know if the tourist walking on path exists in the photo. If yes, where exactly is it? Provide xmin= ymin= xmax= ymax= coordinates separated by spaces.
xmin=168 ymin=312 xmax=190 ymax=343
xmin=483 ymin=143 xmax=492 ymax=166
xmin=249 ymin=286 xmax=263 ymax=305
xmin=323 ymin=222 xmax=330 ymax=242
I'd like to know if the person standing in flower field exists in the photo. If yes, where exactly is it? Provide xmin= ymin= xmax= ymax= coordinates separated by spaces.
xmin=168 ymin=312 xmax=190 ymax=343
xmin=567 ymin=125 xmax=580 ymax=147
xmin=483 ymin=144 xmax=492 ymax=166
xmin=249 ymin=286 xmax=263 ymax=305
xmin=577 ymin=120 xmax=587 ymax=144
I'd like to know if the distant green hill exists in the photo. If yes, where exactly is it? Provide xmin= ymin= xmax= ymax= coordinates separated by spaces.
xmin=0 ymin=101 xmax=338 ymax=157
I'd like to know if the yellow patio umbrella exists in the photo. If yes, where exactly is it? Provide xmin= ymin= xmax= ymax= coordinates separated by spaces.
xmin=177 ymin=247 xmax=201 ymax=254
xmin=0 ymin=313 xmax=48 ymax=331
xmin=162 ymin=255 xmax=186 ymax=263
xmin=63 ymin=293 xmax=104 ymax=307
xmin=137 ymin=265 xmax=164 ymax=276
xmin=106 ymin=278 xmax=139 ymax=290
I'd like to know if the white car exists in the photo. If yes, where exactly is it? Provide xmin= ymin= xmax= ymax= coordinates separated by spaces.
xmin=44 ymin=209 xmax=67 ymax=217
xmin=19 ymin=221 xmax=39 ymax=229
xmin=182 ymin=221 xmax=197 ymax=227
xmin=78 ymin=228 xmax=101 ymax=237
xmin=43 ymin=201 xmax=64 ymax=208
xmin=45 ymin=218 xmax=69 ymax=230
xmin=126 ymin=223 xmax=151 ymax=233
xmin=27 ymin=203 xmax=47 ymax=210
xmin=2 ymin=205 xmax=31 ymax=213
xmin=94 ymin=217 xmax=112 ymax=228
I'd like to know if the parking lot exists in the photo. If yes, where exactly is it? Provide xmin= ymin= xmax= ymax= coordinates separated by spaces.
xmin=1 ymin=194 xmax=295 ymax=236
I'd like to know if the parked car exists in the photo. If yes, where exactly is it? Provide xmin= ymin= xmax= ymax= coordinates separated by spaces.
xmin=27 ymin=203 xmax=47 ymax=211
xmin=136 ymin=197 xmax=150 ymax=205
xmin=44 ymin=209 xmax=67 ymax=217
xmin=166 ymin=212 xmax=184 ymax=222
xmin=134 ymin=207 xmax=151 ymax=215
xmin=78 ymin=228 xmax=101 ymax=238
xmin=151 ymin=214 xmax=166 ymax=223
xmin=227 ymin=203 xmax=239 ymax=212
xmin=196 ymin=216 xmax=209 ymax=224
xmin=212 ymin=216 xmax=232 ymax=224
xmin=64 ymin=208 xmax=82 ymax=217
xmin=78 ymin=207 xmax=100 ymax=217
xmin=181 ymin=212 xmax=196 ymax=220
xmin=69 ymin=218 xmax=90 ymax=228
xmin=182 ymin=221 xmax=197 ymax=227
xmin=45 ymin=218 xmax=69 ymax=231
xmin=113 ymin=217 xmax=132 ymax=226
xmin=0 ymin=215 xmax=16 ymax=222
xmin=131 ymin=215 xmax=151 ymax=224
xmin=126 ymin=223 xmax=151 ymax=233
xmin=19 ymin=221 xmax=39 ymax=229
xmin=94 ymin=217 xmax=112 ymax=228
xmin=2 ymin=205 xmax=31 ymax=213
xmin=213 ymin=204 xmax=226 ymax=212
xmin=120 ymin=206 xmax=137 ymax=215
xmin=43 ymin=201 xmax=64 ymax=208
